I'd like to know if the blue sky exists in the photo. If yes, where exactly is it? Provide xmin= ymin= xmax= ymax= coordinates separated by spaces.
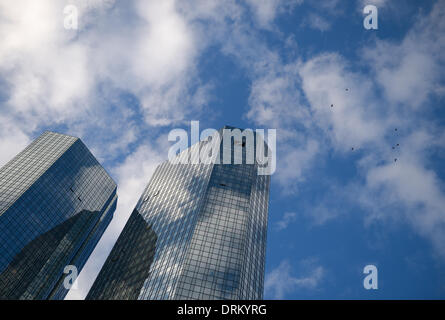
xmin=0 ymin=0 xmax=445 ymax=299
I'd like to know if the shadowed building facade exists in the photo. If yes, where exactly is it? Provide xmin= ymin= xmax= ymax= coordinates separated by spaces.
xmin=0 ymin=131 xmax=117 ymax=300
xmin=87 ymin=126 xmax=270 ymax=300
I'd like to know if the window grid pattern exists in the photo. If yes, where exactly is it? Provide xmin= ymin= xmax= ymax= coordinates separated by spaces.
xmin=87 ymin=127 xmax=270 ymax=300
xmin=0 ymin=132 xmax=77 ymax=217
xmin=86 ymin=208 xmax=157 ymax=300
xmin=239 ymin=173 xmax=270 ymax=299
xmin=174 ymin=162 xmax=256 ymax=300
xmin=49 ymin=192 xmax=117 ymax=300
xmin=137 ymin=162 xmax=214 ymax=299
xmin=174 ymin=128 xmax=269 ymax=300
xmin=0 ymin=132 xmax=117 ymax=300
xmin=87 ymin=140 xmax=217 ymax=300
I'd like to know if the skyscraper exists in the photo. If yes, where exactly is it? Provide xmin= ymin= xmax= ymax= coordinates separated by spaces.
xmin=87 ymin=126 xmax=271 ymax=300
xmin=0 ymin=131 xmax=117 ymax=300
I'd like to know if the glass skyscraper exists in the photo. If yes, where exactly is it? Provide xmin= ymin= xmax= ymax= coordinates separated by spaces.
xmin=0 ymin=131 xmax=117 ymax=300
xmin=87 ymin=126 xmax=270 ymax=300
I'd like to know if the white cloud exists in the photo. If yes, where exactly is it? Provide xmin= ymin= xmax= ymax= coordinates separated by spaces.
xmin=0 ymin=0 xmax=212 ymax=166
xmin=275 ymin=212 xmax=297 ymax=230
xmin=0 ymin=0 xmax=247 ymax=300
xmin=265 ymin=259 xmax=324 ymax=299
xmin=0 ymin=10 xmax=218 ymax=297
xmin=360 ymin=129 xmax=445 ymax=257
xmin=240 ymin=0 xmax=445 ymax=261
xmin=297 ymin=2 xmax=445 ymax=258
xmin=193 ymin=0 xmax=445 ymax=264
xmin=245 ymin=0 xmax=303 ymax=29
xmin=363 ymin=9 xmax=445 ymax=110
xmin=299 ymin=53 xmax=387 ymax=150
xmin=0 ymin=1 xmax=92 ymax=121
xmin=1 ymin=0 xmax=445 ymax=300
xmin=247 ymin=69 xmax=307 ymax=128
xmin=275 ymin=139 xmax=319 ymax=191
xmin=305 ymin=13 xmax=331 ymax=31
xmin=0 ymin=116 xmax=30 ymax=167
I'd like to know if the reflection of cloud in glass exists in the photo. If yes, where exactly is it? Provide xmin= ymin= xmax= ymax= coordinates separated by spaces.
xmin=88 ymin=127 xmax=270 ymax=300
xmin=87 ymin=209 xmax=157 ymax=300
xmin=0 ymin=131 xmax=117 ymax=300
xmin=0 ymin=209 xmax=100 ymax=299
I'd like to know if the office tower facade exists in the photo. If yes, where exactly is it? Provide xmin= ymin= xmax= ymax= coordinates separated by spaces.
xmin=0 ymin=131 xmax=117 ymax=300
xmin=87 ymin=127 xmax=270 ymax=300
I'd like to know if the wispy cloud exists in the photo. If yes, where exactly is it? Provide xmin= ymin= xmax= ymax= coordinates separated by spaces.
xmin=237 ymin=0 xmax=445 ymax=260
xmin=265 ymin=259 xmax=325 ymax=299
xmin=245 ymin=0 xmax=303 ymax=29
xmin=304 ymin=13 xmax=331 ymax=31
xmin=0 ymin=0 xmax=212 ymax=160
xmin=275 ymin=212 xmax=298 ymax=231
xmin=0 ymin=0 xmax=299 ymax=300
xmin=1 ymin=0 xmax=445 ymax=300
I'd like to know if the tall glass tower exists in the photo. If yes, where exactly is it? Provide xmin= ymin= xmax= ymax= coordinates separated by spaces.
xmin=87 ymin=126 xmax=271 ymax=300
xmin=0 ymin=131 xmax=117 ymax=300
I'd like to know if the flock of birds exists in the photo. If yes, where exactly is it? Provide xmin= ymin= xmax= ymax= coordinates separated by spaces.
xmin=331 ymin=88 xmax=400 ymax=164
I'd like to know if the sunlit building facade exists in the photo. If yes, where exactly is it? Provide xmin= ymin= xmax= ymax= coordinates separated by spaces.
xmin=87 ymin=126 xmax=270 ymax=300
xmin=0 ymin=131 xmax=117 ymax=300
